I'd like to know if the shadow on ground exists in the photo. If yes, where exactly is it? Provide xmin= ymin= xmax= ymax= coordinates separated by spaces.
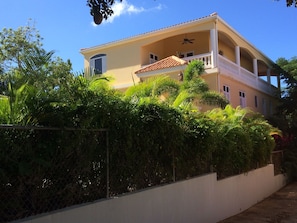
xmin=219 ymin=182 xmax=297 ymax=223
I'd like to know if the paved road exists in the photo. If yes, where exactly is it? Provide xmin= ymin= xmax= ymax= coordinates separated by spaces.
xmin=219 ymin=182 xmax=297 ymax=223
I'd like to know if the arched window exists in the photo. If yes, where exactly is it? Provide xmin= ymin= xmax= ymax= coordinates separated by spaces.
xmin=90 ymin=54 xmax=107 ymax=75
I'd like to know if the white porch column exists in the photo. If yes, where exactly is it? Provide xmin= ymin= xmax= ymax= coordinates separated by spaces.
xmin=235 ymin=46 xmax=241 ymax=66
xmin=253 ymin=58 xmax=258 ymax=76
xmin=267 ymin=69 xmax=271 ymax=85
xmin=277 ymin=75 xmax=281 ymax=90
xmin=210 ymin=28 xmax=218 ymax=68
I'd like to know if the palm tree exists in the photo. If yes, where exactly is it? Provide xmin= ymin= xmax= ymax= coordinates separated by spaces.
xmin=124 ymin=60 xmax=228 ymax=111
xmin=124 ymin=75 xmax=180 ymax=105
xmin=205 ymin=105 xmax=280 ymax=177
xmin=181 ymin=60 xmax=228 ymax=110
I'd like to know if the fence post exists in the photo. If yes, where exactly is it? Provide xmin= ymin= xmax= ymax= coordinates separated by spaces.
xmin=106 ymin=130 xmax=110 ymax=198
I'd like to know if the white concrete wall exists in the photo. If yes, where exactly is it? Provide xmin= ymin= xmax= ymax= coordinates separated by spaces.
xmin=21 ymin=164 xmax=286 ymax=223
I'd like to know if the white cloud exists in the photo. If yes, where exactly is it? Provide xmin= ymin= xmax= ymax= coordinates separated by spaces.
xmin=91 ymin=0 xmax=163 ymax=26
xmin=107 ymin=0 xmax=144 ymax=23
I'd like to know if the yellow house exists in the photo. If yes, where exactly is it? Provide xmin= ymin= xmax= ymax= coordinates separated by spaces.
xmin=80 ymin=13 xmax=280 ymax=116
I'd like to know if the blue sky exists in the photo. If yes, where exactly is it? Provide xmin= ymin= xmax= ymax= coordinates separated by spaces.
xmin=0 ymin=0 xmax=296 ymax=73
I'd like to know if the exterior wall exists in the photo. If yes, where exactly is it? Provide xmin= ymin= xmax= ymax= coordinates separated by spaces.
xmin=219 ymin=74 xmax=278 ymax=115
xmin=240 ymin=51 xmax=254 ymax=73
xmin=22 ymin=165 xmax=286 ymax=223
xmin=202 ymin=72 xmax=218 ymax=91
xmin=83 ymin=44 xmax=142 ymax=87
xmin=218 ymin=39 xmax=236 ymax=63
xmin=140 ymin=71 xmax=182 ymax=82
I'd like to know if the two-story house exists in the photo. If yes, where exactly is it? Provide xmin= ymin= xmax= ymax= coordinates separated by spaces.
xmin=80 ymin=13 xmax=280 ymax=116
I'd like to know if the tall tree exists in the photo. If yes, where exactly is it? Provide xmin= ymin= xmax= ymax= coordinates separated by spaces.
xmin=275 ymin=57 xmax=297 ymax=133
xmin=274 ymin=56 xmax=297 ymax=180
xmin=0 ymin=22 xmax=43 ymax=72
xmin=0 ymin=24 xmax=75 ymax=124
xmin=0 ymin=22 xmax=44 ymax=95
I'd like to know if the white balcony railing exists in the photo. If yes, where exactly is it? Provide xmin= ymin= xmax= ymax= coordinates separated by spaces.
xmin=218 ymin=55 xmax=278 ymax=95
xmin=184 ymin=53 xmax=213 ymax=69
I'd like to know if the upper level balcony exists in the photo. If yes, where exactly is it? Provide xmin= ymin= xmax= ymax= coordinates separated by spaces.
xmin=140 ymin=51 xmax=279 ymax=97
xmin=217 ymin=54 xmax=280 ymax=96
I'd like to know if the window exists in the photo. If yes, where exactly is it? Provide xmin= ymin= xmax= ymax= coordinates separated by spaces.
xmin=223 ymin=85 xmax=230 ymax=101
xmin=179 ymin=51 xmax=194 ymax=58
xmin=239 ymin=91 xmax=246 ymax=107
xmin=90 ymin=54 xmax=106 ymax=75
xmin=149 ymin=53 xmax=158 ymax=64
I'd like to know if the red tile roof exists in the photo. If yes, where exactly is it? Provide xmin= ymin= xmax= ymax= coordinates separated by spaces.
xmin=135 ymin=56 xmax=187 ymax=74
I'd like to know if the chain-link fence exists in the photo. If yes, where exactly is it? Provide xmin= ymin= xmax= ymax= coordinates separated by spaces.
xmin=0 ymin=125 xmax=109 ymax=223
xmin=0 ymin=125 xmax=285 ymax=222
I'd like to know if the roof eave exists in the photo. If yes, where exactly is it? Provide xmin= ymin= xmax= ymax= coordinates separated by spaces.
xmin=135 ymin=65 xmax=188 ymax=78
xmin=80 ymin=14 xmax=218 ymax=54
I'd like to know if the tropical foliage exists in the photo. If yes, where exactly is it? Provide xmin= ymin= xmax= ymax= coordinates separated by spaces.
xmin=206 ymin=105 xmax=279 ymax=178
xmin=125 ymin=60 xmax=228 ymax=111
xmin=274 ymin=57 xmax=297 ymax=180
xmin=0 ymin=25 xmax=280 ymax=222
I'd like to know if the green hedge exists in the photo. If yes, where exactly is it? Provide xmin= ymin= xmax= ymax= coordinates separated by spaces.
xmin=0 ymin=83 xmax=278 ymax=222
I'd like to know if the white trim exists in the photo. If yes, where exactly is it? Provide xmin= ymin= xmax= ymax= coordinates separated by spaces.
xmin=223 ymin=85 xmax=230 ymax=102
xmin=89 ymin=54 xmax=107 ymax=75
xmin=239 ymin=90 xmax=246 ymax=107
xmin=149 ymin=53 xmax=158 ymax=64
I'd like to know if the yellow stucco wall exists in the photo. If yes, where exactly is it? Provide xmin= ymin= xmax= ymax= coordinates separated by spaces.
xmin=218 ymin=74 xmax=278 ymax=115
xmin=218 ymin=40 xmax=236 ymax=63
xmin=202 ymin=72 xmax=218 ymax=91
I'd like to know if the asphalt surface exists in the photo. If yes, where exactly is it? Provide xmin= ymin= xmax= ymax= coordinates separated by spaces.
xmin=219 ymin=182 xmax=297 ymax=223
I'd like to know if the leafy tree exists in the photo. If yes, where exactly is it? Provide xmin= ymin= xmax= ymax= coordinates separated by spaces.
xmin=0 ymin=24 xmax=77 ymax=125
xmin=0 ymin=23 xmax=43 ymax=96
xmin=275 ymin=57 xmax=297 ymax=133
xmin=275 ymin=56 xmax=297 ymax=180
xmin=285 ymin=0 xmax=297 ymax=6
xmin=87 ymin=0 xmax=122 ymax=24
xmin=0 ymin=22 xmax=43 ymax=72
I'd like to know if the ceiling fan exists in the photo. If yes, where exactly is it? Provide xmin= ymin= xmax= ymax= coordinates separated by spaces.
xmin=182 ymin=36 xmax=195 ymax=44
